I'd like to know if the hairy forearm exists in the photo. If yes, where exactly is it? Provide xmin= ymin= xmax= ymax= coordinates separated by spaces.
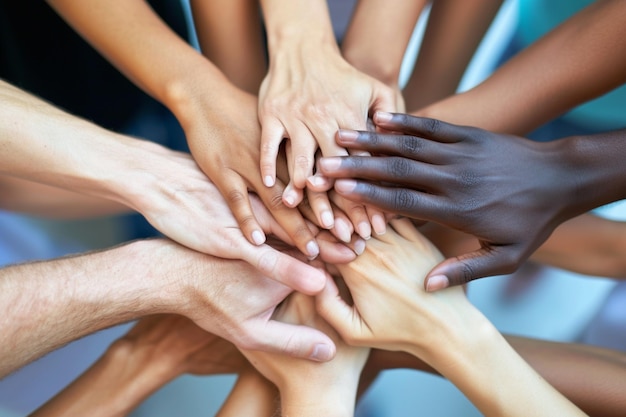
xmin=0 ymin=240 xmax=179 ymax=377
xmin=404 ymin=0 xmax=503 ymax=111
xmin=420 ymin=0 xmax=626 ymax=134
xmin=342 ymin=0 xmax=426 ymax=87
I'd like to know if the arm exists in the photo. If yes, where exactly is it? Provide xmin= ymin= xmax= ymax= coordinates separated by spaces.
xmin=418 ymin=0 xmax=626 ymax=134
xmin=342 ymin=0 xmax=426 ymax=99
xmin=30 ymin=315 xmax=247 ymax=417
xmin=0 ymin=77 xmax=333 ymax=297
xmin=403 ymin=0 xmax=504 ymax=111
xmin=46 ymin=0 xmax=320 ymax=259
xmin=319 ymin=115 xmax=626 ymax=287
xmin=0 ymin=238 xmax=338 ymax=378
xmin=216 ymin=370 xmax=278 ymax=417
xmin=189 ymin=0 xmax=266 ymax=94
xmin=258 ymin=0 xmax=396 ymax=211
xmin=317 ymin=218 xmax=586 ymax=416
xmin=0 ymin=175 xmax=129 ymax=219
xmin=241 ymin=291 xmax=370 ymax=417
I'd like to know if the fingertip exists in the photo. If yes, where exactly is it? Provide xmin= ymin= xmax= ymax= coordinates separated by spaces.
xmin=334 ymin=179 xmax=357 ymax=194
xmin=425 ymin=274 xmax=450 ymax=292
xmin=309 ymin=342 xmax=336 ymax=362
xmin=374 ymin=111 xmax=393 ymax=124
xmin=251 ymin=230 xmax=266 ymax=246
xmin=263 ymin=175 xmax=275 ymax=187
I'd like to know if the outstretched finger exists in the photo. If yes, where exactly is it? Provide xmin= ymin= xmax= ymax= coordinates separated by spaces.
xmin=373 ymin=112 xmax=475 ymax=143
xmin=424 ymin=246 xmax=525 ymax=291
xmin=315 ymin=277 xmax=364 ymax=346
xmin=335 ymin=129 xmax=444 ymax=162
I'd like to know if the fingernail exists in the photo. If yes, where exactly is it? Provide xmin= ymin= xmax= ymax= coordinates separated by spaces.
xmin=310 ymin=343 xmax=333 ymax=361
xmin=321 ymin=210 xmax=334 ymax=229
xmin=306 ymin=240 xmax=320 ymax=260
xmin=334 ymin=179 xmax=357 ymax=194
xmin=375 ymin=111 xmax=393 ymax=123
xmin=333 ymin=218 xmax=352 ymax=243
xmin=372 ymin=214 xmax=387 ymax=235
xmin=354 ymin=238 xmax=366 ymax=255
xmin=251 ymin=230 xmax=266 ymax=245
xmin=283 ymin=192 xmax=296 ymax=207
xmin=319 ymin=157 xmax=341 ymax=172
xmin=308 ymin=175 xmax=328 ymax=188
xmin=337 ymin=129 xmax=359 ymax=143
xmin=357 ymin=221 xmax=371 ymax=240
xmin=426 ymin=275 xmax=449 ymax=292
xmin=264 ymin=176 xmax=275 ymax=187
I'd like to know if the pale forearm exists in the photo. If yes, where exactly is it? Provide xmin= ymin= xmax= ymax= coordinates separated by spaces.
xmin=419 ymin=0 xmax=626 ymax=134
xmin=342 ymin=0 xmax=426 ymax=87
xmin=217 ymin=370 xmax=278 ymax=417
xmin=0 ymin=240 xmax=178 ymax=377
xmin=412 ymin=311 xmax=585 ymax=417
xmin=0 ymin=175 xmax=130 ymax=219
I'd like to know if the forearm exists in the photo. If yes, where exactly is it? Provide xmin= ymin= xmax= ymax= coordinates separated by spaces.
xmin=342 ymin=0 xmax=426 ymax=88
xmin=410 ymin=310 xmax=585 ymax=416
xmin=46 ymin=0 xmax=234 ymax=124
xmin=404 ymin=0 xmax=503 ymax=111
xmin=30 ymin=338 xmax=180 ymax=417
xmin=190 ymin=0 xmax=266 ymax=93
xmin=0 ymin=240 xmax=179 ymax=377
xmin=532 ymin=213 xmax=626 ymax=278
xmin=0 ymin=175 xmax=130 ymax=219
xmin=419 ymin=0 xmax=626 ymax=134
xmin=216 ymin=370 xmax=278 ymax=417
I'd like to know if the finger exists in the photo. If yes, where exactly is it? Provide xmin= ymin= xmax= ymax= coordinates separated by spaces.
xmin=335 ymin=129 xmax=443 ymax=162
xmin=260 ymin=116 xmax=286 ymax=187
xmin=317 ymin=231 xmax=365 ymax=264
xmin=366 ymin=204 xmax=387 ymax=237
xmin=247 ymin=320 xmax=336 ymax=362
xmin=332 ymin=180 xmax=450 ymax=225
xmin=424 ymin=246 xmax=524 ymax=291
xmin=214 ymin=172 xmax=265 ymax=246
xmin=306 ymin=173 xmax=334 ymax=192
xmin=284 ymin=121 xmax=318 ymax=189
xmin=373 ymin=112 xmax=473 ymax=143
xmin=257 ymin=182 xmax=320 ymax=260
xmin=238 ymin=243 xmax=326 ymax=295
xmin=306 ymin=186 xmax=335 ymax=229
xmin=320 ymin=156 xmax=448 ymax=191
xmin=328 ymin=191 xmax=371 ymax=240
xmin=282 ymin=180 xmax=304 ymax=208
xmin=315 ymin=278 xmax=365 ymax=347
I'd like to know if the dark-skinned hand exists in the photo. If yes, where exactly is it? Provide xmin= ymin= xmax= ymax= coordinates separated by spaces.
xmin=318 ymin=112 xmax=588 ymax=290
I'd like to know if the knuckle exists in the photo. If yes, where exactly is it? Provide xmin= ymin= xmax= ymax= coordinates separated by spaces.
xmin=393 ymin=188 xmax=418 ymax=211
xmin=400 ymin=136 xmax=424 ymax=157
xmin=423 ymin=117 xmax=442 ymax=137
xmin=387 ymin=156 xmax=414 ymax=178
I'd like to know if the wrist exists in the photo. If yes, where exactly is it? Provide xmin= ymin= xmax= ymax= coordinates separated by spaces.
xmin=280 ymin=373 xmax=359 ymax=417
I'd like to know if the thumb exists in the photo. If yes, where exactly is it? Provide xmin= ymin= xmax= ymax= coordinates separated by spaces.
xmin=251 ymin=320 xmax=336 ymax=362
xmin=240 ymin=244 xmax=326 ymax=295
xmin=424 ymin=246 xmax=524 ymax=291
xmin=315 ymin=278 xmax=360 ymax=345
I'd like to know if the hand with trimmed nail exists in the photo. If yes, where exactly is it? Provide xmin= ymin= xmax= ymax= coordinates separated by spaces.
xmin=319 ymin=112 xmax=617 ymax=290
xmin=316 ymin=218 xmax=587 ymax=417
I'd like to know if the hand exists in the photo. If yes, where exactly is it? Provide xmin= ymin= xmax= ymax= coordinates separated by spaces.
xmin=180 ymin=85 xmax=321 ymax=260
xmin=240 ymin=290 xmax=369 ymax=417
xmin=129 ymin=143 xmax=327 ymax=294
xmin=317 ymin=217 xmax=468 ymax=355
xmin=156 ymin=239 xmax=336 ymax=362
xmin=258 ymin=42 xmax=396 ymax=229
xmin=319 ymin=113 xmax=582 ymax=290
xmin=118 ymin=314 xmax=248 ymax=377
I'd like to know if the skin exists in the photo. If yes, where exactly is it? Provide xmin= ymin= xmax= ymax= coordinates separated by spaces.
xmin=320 ymin=114 xmax=626 ymax=289
xmin=258 ymin=0 xmax=396 ymax=232
xmin=30 ymin=315 xmax=248 ymax=417
xmin=316 ymin=218 xmax=586 ymax=416
xmin=46 ymin=0 xmax=321 ymax=259
xmin=0 ymin=78 xmax=340 ymax=293
xmin=402 ymin=0 xmax=504 ymax=112
xmin=241 ymin=290 xmax=369 ymax=417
